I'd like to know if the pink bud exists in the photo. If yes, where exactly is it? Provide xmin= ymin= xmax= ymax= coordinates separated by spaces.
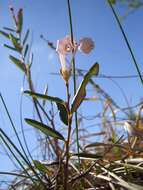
xmin=78 ymin=37 xmax=94 ymax=54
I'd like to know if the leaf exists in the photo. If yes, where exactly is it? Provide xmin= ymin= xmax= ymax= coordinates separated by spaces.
xmin=108 ymin=0 xmax=116 ymax=4
xmin=3 ymin=27 xmax=15 ymax=32
xmin=24 ymin=91 xmax=68 ymax=125
xmin=24 ymin=90 xmax=63 ymax=103
xmin=72 ymin=152 xmax=102 ymax=159
xmin=17 ymin=9 xmax=23 ymax=33
xmin=84 ymin=142 xmax=111 ymax=149
xmin=24 ymin=44 xmax=29 ymax=58
xmin=4 ymin=44 xmax=17 ymax=51
xmin=23 ymin=29 xmax=30 ymax=45
xmin=9 ymin=55 xmax=26 ymax=72
xmin=77 ymin=69 xmax=119 ymax=109
xmin=25 ymin=118 xmax=65 ymax=141
xmin=71 ymin=63 xmax=99 ymax=113
xmin=0 ymin=30 xmax=9 ymax=39
xmin=9 ymin=34 xmax=22 ymax=52
xmin=33 ymin=160 xmax=50 ymax=174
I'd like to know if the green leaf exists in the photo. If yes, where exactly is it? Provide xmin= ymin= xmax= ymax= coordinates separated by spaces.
xmin=25 ymin=118 xmax=65 ymax=141
xmin=17 ymin=9 xmax=23 ymax=33
xmin=23 ymin=29 xmax=30 ymax=45
xmin=24 ymin=44 xmax=29 ymax=58
xmin=33 ymin=160 xmax=49 ymax=174
xmin=84 ymin=142 xmax=110 ymax=149
xmin=24 ymin=91 xmax=64 ymax=104
xmin=71 ymin=63 xmax=99 ymax=113
xmin=4 ymin=44 xmax=17 ymax=51
xmin=3 ymin=27 xmax=15 ymax=32
xmin=9 ymin=34 xmax=22 ymax=52
xmin=72 ymin=152 xmax=102 ymax=159
xmin=24 ymin=91 xmax=68 ymax=125
xmin=57 ymin=103 xmax=68 ymax=126
xmin=108 ymin=0 xmax=116 ymax=4
xmin=9 ymin=55 xmax=26 ymax=72
xmin=0 ymin=30 xmax=9 ymax=39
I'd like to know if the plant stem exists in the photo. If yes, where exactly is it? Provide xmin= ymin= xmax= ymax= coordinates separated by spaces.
xmin=64 ymin=82 xmax=72 ymax=190
xmin=66 ymin=82 xmax=70 ymax=106
xmin=108 ymin=1 xmax=143 ymax=86
xmin=0 ymin=93 xmax=29 ymax=162
xmin=64 ymin=118 xmax=72 ymax=190
xmin=67 ymin=0 xmax=80 ymax=167
xmin=67 ymin=0 xmax=76 ymax=94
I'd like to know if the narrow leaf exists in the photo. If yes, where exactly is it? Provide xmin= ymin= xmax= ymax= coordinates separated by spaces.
xmin=108 ymin=0 xmax=116 ymax=4
xmin=9 ymin=55 xmax=26 ymax=72
xmin=77 ymin=69 xmax=120 ymax=108
xmin=9 ymin=34 xmax=22 ymax=52
xmin=24 ymin=91 xmax=68 ymax=125
xmin=0 ymin=30 xmax=9 ymax=39
xmin=25 ymin=118 xmax=65 ymax=141
xmin=33 ymin=160 xmax=50 ymax=174
xmin=17 ymin=9 xmax=23 ymax=33
xmin=23 ymin=29 xmax=30 ymax=45
xmin=4 ymin=44 xmax=17 ymax=51
xmin=3 ymin=27 xmax=15 ymax=32
xmin=71 ymin=63 xmax=99 ymax=113
xmin=73 ymin=152 xmax=102 ymax=159
xmin=24 ymin=44 xmax=29 ymax=58
xmin=84 ymin=142 xmax=111 ymax=149
xmin=24 ymin=91 xmax=64 ymax=104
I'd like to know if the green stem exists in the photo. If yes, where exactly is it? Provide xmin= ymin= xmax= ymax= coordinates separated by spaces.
xmin=64 ymin=119 xmax=72 ymax=190
xmin=0 ymin=128 xmax=47 ymax=189
xmin=0 ymin=93 xmax=31 ymax=165
xmin=108 ymin=1 xmax=143 ymax=86
xmin=0 ymin=171 xmax=28 ymax=178
xmin=0 ymin=129 xmax=35 ymax=184
xmin=67 ymin=0 xmax=76 ymax=94
xmin=67 ymin=0 xmax=80 ymax=166
xmin=64 ymin=82 xmax=72 ymax=190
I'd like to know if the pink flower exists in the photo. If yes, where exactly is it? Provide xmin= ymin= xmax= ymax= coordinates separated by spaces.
xmin=56 ymin=36 xmax=78 ymax=82
xmin=56 ymin=36 xmax=77 ymax=55
xmin=78 ymin=37 xmax=94 ymax=54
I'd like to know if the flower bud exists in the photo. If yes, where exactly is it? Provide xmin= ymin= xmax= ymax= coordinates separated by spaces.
xmin=60 ymin=69 xmax=71 ymax=83
xmin=58 ymin=53 xmax=71 ymax=83
xmin=78 ymin=37 xmax=94 ymax=54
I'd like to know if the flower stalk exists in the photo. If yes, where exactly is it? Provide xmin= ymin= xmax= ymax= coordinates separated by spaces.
xmin=64 ymin=81 xmax=72 ymax=190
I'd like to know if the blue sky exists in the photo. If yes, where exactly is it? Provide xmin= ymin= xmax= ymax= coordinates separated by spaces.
xmin=0 ymin=0 xmax=143 ymax=185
